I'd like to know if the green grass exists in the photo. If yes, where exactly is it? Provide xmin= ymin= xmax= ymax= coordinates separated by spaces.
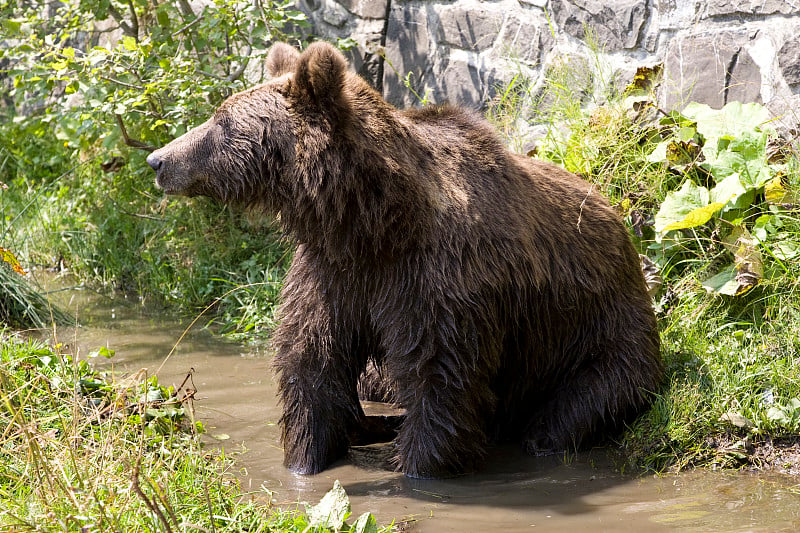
xmin=1 ymin=136 xmax=289 ymax=340
xmin=0 ymin=262 xmax=70 ymax=329
xmin=0 ymin=333 xmax=393 ymax=532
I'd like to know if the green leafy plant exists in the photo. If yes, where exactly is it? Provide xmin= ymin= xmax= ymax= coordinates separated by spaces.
xmin=489 ymin=57 xmax=800 ymax=472
xmin=1 ymin=0 xmax=307 ymax=155
xmin=648 ymin=102 xmax=794 ymax=296
xmin=0 ymin=1 xmax=302 ymax=336
xmin=303 ymin=480 xmax=383 ymax=533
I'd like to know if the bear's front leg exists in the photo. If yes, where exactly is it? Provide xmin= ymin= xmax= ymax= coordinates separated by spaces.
xmin=272 ymin=256 xmax=366 ymax=475
xmin=390 ymin=330 xmax=497 ymax=478
xmin=274 ymin=336 xmax=363 ymax=474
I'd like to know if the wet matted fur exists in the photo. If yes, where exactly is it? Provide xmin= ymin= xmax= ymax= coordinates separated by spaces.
xmin=147 ymin=41 xmax=663 ymax=479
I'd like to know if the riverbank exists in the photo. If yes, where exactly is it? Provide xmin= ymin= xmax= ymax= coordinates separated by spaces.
xmin=0 ymin=327 xmax=392 ymax=532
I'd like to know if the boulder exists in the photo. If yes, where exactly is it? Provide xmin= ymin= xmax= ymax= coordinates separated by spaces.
xmin=659 ymin=30 xmax=762 ymax=110
xmin=550 ymin=0 xmax=648 ymax=50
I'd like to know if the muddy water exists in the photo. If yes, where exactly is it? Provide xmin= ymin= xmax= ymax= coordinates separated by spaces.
xmin=52 ymin=287 xmax=800 ymax=532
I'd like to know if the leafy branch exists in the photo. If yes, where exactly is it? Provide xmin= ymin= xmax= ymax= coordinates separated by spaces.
xmin=1 ymin=0 xmax=308 ymax=160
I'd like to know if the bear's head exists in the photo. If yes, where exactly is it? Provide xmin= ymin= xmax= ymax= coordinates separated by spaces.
xmin=146 ymin=42 xmax=351 ymax=206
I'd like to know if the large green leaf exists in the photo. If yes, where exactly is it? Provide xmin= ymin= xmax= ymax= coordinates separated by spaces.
xmin=702 ymin=130 xmax=772 ymax=185
xmin=683 ymin=101 xmax=772 ymax=140
xmin=305 ymin=480 xmax=351 ymax=531
xmin=709 ymin=173 xmax=747 ymax=206
xmin=655 ymin=180 xmax=724 ymax=233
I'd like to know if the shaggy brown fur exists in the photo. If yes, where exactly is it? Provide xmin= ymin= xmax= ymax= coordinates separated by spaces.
xmin=147 ymin=41 xmax=663 ymax=479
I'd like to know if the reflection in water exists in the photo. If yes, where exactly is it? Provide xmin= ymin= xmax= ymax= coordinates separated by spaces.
xmin=49 ymin=285 xmax=800 ymax=532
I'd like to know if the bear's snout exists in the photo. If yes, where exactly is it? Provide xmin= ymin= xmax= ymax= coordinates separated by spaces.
xmin=146 ymin=152 xmax=163 ymax=171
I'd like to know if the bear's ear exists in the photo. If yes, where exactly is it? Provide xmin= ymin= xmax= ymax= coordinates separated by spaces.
xmin=266 ymin=42 xmax=300 ymax=77
xmin=291 ymin=41 xmax=348 ymax=109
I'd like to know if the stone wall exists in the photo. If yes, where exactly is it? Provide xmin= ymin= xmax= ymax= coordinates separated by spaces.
xmin=298 ymin=0 xmax=800 ymax=129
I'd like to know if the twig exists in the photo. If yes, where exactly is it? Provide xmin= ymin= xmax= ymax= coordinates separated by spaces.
xmin=576 ymin=183 xmax=594 ymax=233
xmin=131 ymin=463 xmax=174 ymax=533
xmin=178 ymin=0 xmax=196 ymax=18
xmin=151 ymin=479 xmax=180 ymax=529
xmin=125 ymin=0 xmax=139 ymax=40
xmin=100 ymin=76 xmax=144 ymax=91
xmin=225 ymin=44 xmax=251 ymax=83
xmin=198 ymin=44 xmax=251 ymax=83
xmin=172 ymin=15 xmax=203 ymax=37
xmin=105 ymin=195 xmax=166 ymax=221
xmin=107 ymin=3 xmax=136 ymax=38
xmin=114 ymin=114 xmax=158 ymax=152
xmin=203 ymin=478 xmax=218 ymax=533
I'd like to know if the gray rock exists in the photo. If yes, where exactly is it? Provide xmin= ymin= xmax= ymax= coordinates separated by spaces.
xmin=344 ymin=31 xmax=386 ymax=91
xmin=300 ymin=0 xmax=323 ymax=12
xmin=436 ymin=5 xmax=504 ymax=52
xmin=383 ymin=4 xmax=434 ymax=107
xmin=433 ymin=54 xmax=499 ymax=108
xmin=654 ymin=0 xmax=699 ymax=30
xmin=337 ymin=0 xmax=389 ymax=19
xmin=659 ymin=30 xmax=762 ymax=110
xmin=298 ymin=0 xmax=797 ymax=125
xmin=550 ymin=0 xmax=648 ymax=50
xmin=498 ymin=11 xmax=554 ymax=65
xmin=703 ymin=0 xmax=800 ymax=17
xmin=778 ymin=35 xmax=800 ymax=90
xmin=321 ymin=0 xmax=350 ymax=27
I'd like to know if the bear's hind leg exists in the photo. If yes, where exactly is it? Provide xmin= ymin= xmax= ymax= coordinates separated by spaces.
xmin=524 ymin=343 xmax=662 ymax=455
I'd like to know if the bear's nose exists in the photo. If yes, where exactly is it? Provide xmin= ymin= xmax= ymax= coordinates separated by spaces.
xmin=146 ymin=152 xmax=163 ymax=171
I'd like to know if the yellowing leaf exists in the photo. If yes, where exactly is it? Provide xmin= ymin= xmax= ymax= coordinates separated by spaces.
xmin=665 ymin=139 xmax=702 ymax=166
xmin=625 ymin=64 xmax=662 ymax=94
xmin=655 ymin=180 xmax=713 ymax=233
xmin=765 ymin=176 xmax=786 ymax=203
xmin=0 ymin=246 xmax=26 ymax=275
xmin=722 ymin=226 xmax=763 ymax=295
xmin=703 ymin=227 xmax=764 ymax=296
xmin=122 ymin=36 xmax=138 ymax=51
xmin=764 ymin=174 xmax=799 ymax=207
xmin=661 ymin=202 xmax=725 ymax=232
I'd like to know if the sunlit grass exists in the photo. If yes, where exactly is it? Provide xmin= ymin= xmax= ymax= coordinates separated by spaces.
xmin=0 ymin=145 xmax=289 ymax=339
xmin=0 ymin=334 xmax=393 ymax=531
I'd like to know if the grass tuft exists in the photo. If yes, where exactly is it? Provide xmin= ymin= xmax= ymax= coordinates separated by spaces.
xmin=0 ymin=264 xmax=71 ymax=329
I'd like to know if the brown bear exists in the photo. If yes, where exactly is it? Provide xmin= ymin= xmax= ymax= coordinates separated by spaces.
xmin=146 ymin=41 xmax=662 ymax=479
